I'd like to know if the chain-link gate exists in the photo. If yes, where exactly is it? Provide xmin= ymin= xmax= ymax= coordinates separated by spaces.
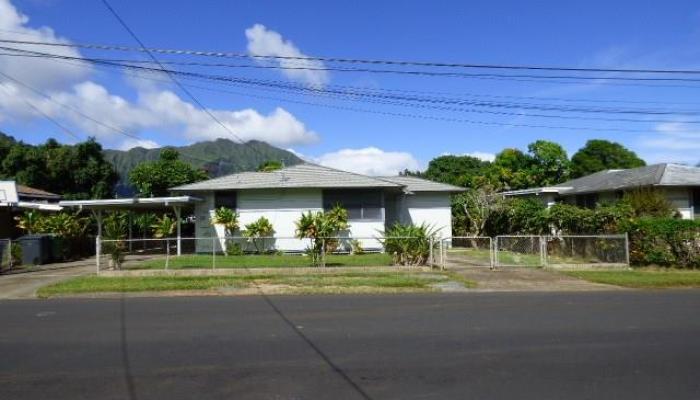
xmin=494 ymin=235 xmax=545 ymax=267
xmin=439 ymin=237 xmax=493 ymax=268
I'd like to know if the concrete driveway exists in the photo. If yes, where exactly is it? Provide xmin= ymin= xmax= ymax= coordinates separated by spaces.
xmin=0 ymin=259 xmax=94 ymax=299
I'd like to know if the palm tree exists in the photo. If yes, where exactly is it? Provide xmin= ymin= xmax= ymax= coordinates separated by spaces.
xmin=243 ymin=216 xmax=275 ymax=253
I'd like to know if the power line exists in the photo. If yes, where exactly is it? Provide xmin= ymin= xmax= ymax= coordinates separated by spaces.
xmin=3 ymin=37 xmax=700 ymax=76
xmin=99 ymin=0 xmax=268 ymax=160
xmin=5 ymin=45 xmax=699 ymax=117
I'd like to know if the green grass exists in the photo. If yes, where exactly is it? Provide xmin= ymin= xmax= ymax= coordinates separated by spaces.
xmin=134 ymin=253 xmax=393 ymax=270
xmin=37 ymin=271 xmax=475 ymax=297
xmin=564 ymin=270 xmax=700 ymax=288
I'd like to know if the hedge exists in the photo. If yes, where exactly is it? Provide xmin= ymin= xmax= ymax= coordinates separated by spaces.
xmin=623 ymin=218 xmax=700 ymax=268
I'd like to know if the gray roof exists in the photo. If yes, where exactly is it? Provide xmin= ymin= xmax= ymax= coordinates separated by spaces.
xmin=554 ymin=163 xmax=700 ymax=195
xmin=377 ymin=176 xmax=465 ymax=192
xmin=170 ymin=163 xmax=403 ymax=191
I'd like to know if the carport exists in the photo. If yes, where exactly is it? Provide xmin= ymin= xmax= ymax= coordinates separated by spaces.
xmin=59 ymin=196 xmax=201 ymax=263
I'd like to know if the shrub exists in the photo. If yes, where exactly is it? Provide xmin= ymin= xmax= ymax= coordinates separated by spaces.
xmin=350 ymin=239 xmax=365 ymax=255
xmin=621 ymin=188 xmax=677 ymax=218
xmin=102 ymin=212 xmax=128 ymax=270
xmin=383 ymin=223 xmax=438 ymax=266
xmin=243 ymin=216 xmax=275 ymax=253
xmin=211 ymin=207 xmax=239 ymax=235
xmin=623 ymin=218 xmax=700 ymax=268
xmin=295 ymin=205 xmax=349 ymax=266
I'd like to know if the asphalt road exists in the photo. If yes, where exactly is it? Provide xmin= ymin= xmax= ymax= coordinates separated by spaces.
xmin=1 ymin=292 xmax=700 ymax=400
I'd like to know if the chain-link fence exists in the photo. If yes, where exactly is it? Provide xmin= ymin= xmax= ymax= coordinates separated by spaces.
xmin=96 ymin=236 xmax=438 ymax=272
xmin=494 ymin=235 xmax=546 ymax=267
xmin=545 ymin=235 xmax=629 ymax=268
xmin=491 ymin=234 xmax=629 ymax=269
xmin=440 ymin=237 xmax=493 ymax=268
xmin=0 ymin=239 xmax=11 ymax=272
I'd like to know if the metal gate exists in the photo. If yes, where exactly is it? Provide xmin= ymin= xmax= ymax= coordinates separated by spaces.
xmin=439 ymin=237 xmax=493 ymax=268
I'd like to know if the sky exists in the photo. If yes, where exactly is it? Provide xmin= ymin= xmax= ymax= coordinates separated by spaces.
xmin=1 ymin=0 xmax=700 ymax=175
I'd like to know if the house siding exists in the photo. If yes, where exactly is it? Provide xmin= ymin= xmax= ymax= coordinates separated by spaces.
xmin=398 ymin=192 xmax=453 ymax=239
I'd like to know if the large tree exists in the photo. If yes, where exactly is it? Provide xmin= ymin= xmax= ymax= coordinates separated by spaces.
xmin=128 ymin=148 xmax=208 ymax=196
xmin=423 ymin=155 xmax=490 ymax=187
xmin=0 ymin=137 xmax=118 ymax=199
xmin=527 ymin=140 xmax=571 ymax=185
xmin=570 ymin=140 xmax=645 ymax=178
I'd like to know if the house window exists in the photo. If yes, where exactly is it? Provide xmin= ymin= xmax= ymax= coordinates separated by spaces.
xmin=576 ymin=193 xmax=598 ymax=209
xmin=323 ymin=190 xmax=383 ymax=221
xmin=214 ymin=191 xmax=237 ymax=209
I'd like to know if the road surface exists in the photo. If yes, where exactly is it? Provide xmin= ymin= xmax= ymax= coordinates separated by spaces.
xmin=1 ymin=291 xmax=699 ymax=399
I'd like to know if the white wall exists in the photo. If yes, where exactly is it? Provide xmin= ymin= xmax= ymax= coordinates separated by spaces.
xmin=0 ymin=181 xmax=18 ymax=204
xmin=397 ymin=192 xmax=453 ymax=239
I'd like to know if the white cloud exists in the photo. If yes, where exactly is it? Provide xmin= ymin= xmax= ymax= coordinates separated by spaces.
xmin=315 ymin=147 xmax=420 ymax=176
xmin=0 ymin=1 xmax=320 ymax=149
xmin=118 ymin=138 xmax=160 ymax=151
xmin=638 ymin=121 xmax=700 ymax=164
xmin=245 ymin=24 xmax=329 ymax=88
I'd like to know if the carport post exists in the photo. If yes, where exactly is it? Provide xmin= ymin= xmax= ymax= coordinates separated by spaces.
xmin=93 ymin=209 xmax=103 ymax=273
xmin=173 ymin=206 xmax=182 ymax=256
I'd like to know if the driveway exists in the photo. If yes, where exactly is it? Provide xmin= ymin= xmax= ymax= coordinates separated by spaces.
xmin=0 ymin=259 xmax=94 ymax=299
xmin=449 ymin=265 xmax=621 ymax=291
xmin=1 ymin=292 xmax=700 ymax=399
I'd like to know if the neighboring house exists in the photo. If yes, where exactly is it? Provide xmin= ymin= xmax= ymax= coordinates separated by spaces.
xmin=500 ymin=163 xmax=700 ymax=220
xmin=0 ymin=181 xmax=62 ymax=238
xmin=171 ymin=163 xmax=462 ymax=252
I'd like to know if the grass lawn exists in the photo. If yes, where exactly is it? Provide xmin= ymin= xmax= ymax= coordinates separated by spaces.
xmin=564 ymin=270 xmax=700 ymax=288
xmin=134 ymin=253 xmax=393 ymax=270
xmin=38 ymin=271 xmax=475 ymax=297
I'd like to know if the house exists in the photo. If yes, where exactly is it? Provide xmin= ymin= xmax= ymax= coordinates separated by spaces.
xmin=171 ymin=163 xmax=463 ymax=252
xmin=0 ymin=181 xmax=62 ymax=238
xmin=500 ymin=163 xmax=700 ymax=219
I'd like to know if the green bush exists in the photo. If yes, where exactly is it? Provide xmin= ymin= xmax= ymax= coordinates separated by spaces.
xmin=623 ymin=218 xmax=700 ymax=268
xmin=382 ymin=223 xmax=438 ymax=266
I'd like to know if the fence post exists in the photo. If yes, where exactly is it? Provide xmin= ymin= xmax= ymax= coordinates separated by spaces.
xmin=541 ymin=236 xmax=548 ymax=268
xmin=321 ymin=238 xmax=325 ymax=268
xmin=624 ymin=232 xmax=630 ymax=267
xmin=95 ymin=235 xmax=101 ymax=274
xmin=429 ymin=237 xmax=434 ymax=267
xmin=494 ymin=236 xmax=499 ymax=268
xmin=8 ymin=238 xmax=12 ymax=271
xmin=212 ymin=236 xmax=216 ymax=270
xmin=165 ymin=238 xmax=170 ymax=270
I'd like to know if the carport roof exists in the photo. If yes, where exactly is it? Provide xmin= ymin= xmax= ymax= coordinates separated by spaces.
xmin=59 ymin=196 xmax=201 ymax=211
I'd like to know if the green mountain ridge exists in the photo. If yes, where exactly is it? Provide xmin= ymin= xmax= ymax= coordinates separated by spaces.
xmin=103 ymin=139 xmax=304 ymax=195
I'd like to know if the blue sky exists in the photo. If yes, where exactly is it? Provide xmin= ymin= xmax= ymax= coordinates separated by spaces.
xmin=1 ymin=0 xmax=700 ymax=174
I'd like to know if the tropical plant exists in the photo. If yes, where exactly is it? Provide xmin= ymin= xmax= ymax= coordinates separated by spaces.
xmin=211 ymin=207 xmax=239 ymax=235
xmin=382 ymin=223 xmax=439 ymax=266
xmin=621 ymin=188 xmax=677 ymax=218
xmin=128 ymin=148 xmax=208 ymax=197
xmin=295 ymin=205 xmax=349 ymax=266
xmin=151 ymin=214 xmax=176 ymax=239
xmin=350 ymin=239 xmax=364 ymax=255
xmin=14 ymin=210 xmax=43 ymax=234
xmin=102 ymin=212 xmax=128 ymax=270
xmin=243 ymin=216 xmax=275 ymax=253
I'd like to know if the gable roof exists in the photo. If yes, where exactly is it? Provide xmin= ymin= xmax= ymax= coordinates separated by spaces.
xmin=170 ymin=163 xmax=404 ymax=191
xmin=16 ymin=184 xmax=61 ymax=200
xmin=377 ymin=176 xmax=464 ymax=192
xmin=553 ymin=163 xmax=700 ymax=195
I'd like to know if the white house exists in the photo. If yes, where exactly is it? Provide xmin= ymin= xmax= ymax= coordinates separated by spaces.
xmin=500 ymin=163 xmax=700 ymax=220
xmin=171 ymin=163 xmax=463 ymax=253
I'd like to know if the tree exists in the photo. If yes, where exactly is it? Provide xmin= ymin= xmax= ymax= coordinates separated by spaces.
xmin=570 ymin=140 xmax=645 ymax=178
xmin=484 ymin=148 xmax=533 ymax=190
xmin=423 ymin=155 xmax=490 ymax=187
xmin=452 ymin=186 xmax=502 ymax=236
xmin=257 ymin=160 xmax=283 ymax=172
xmin=0 ymin=137 xmax=118 ymax=199
xmin=295 ymin=205 xmax=349 ymax=266
xmin=527 ymin=140 xmax=571 ymax=186
xmin=128 ymin=148 xmax=208 ymax=196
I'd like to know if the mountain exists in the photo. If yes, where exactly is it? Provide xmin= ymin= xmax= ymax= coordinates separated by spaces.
xmin=103 ymin=139 xmax=304 ymax=196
